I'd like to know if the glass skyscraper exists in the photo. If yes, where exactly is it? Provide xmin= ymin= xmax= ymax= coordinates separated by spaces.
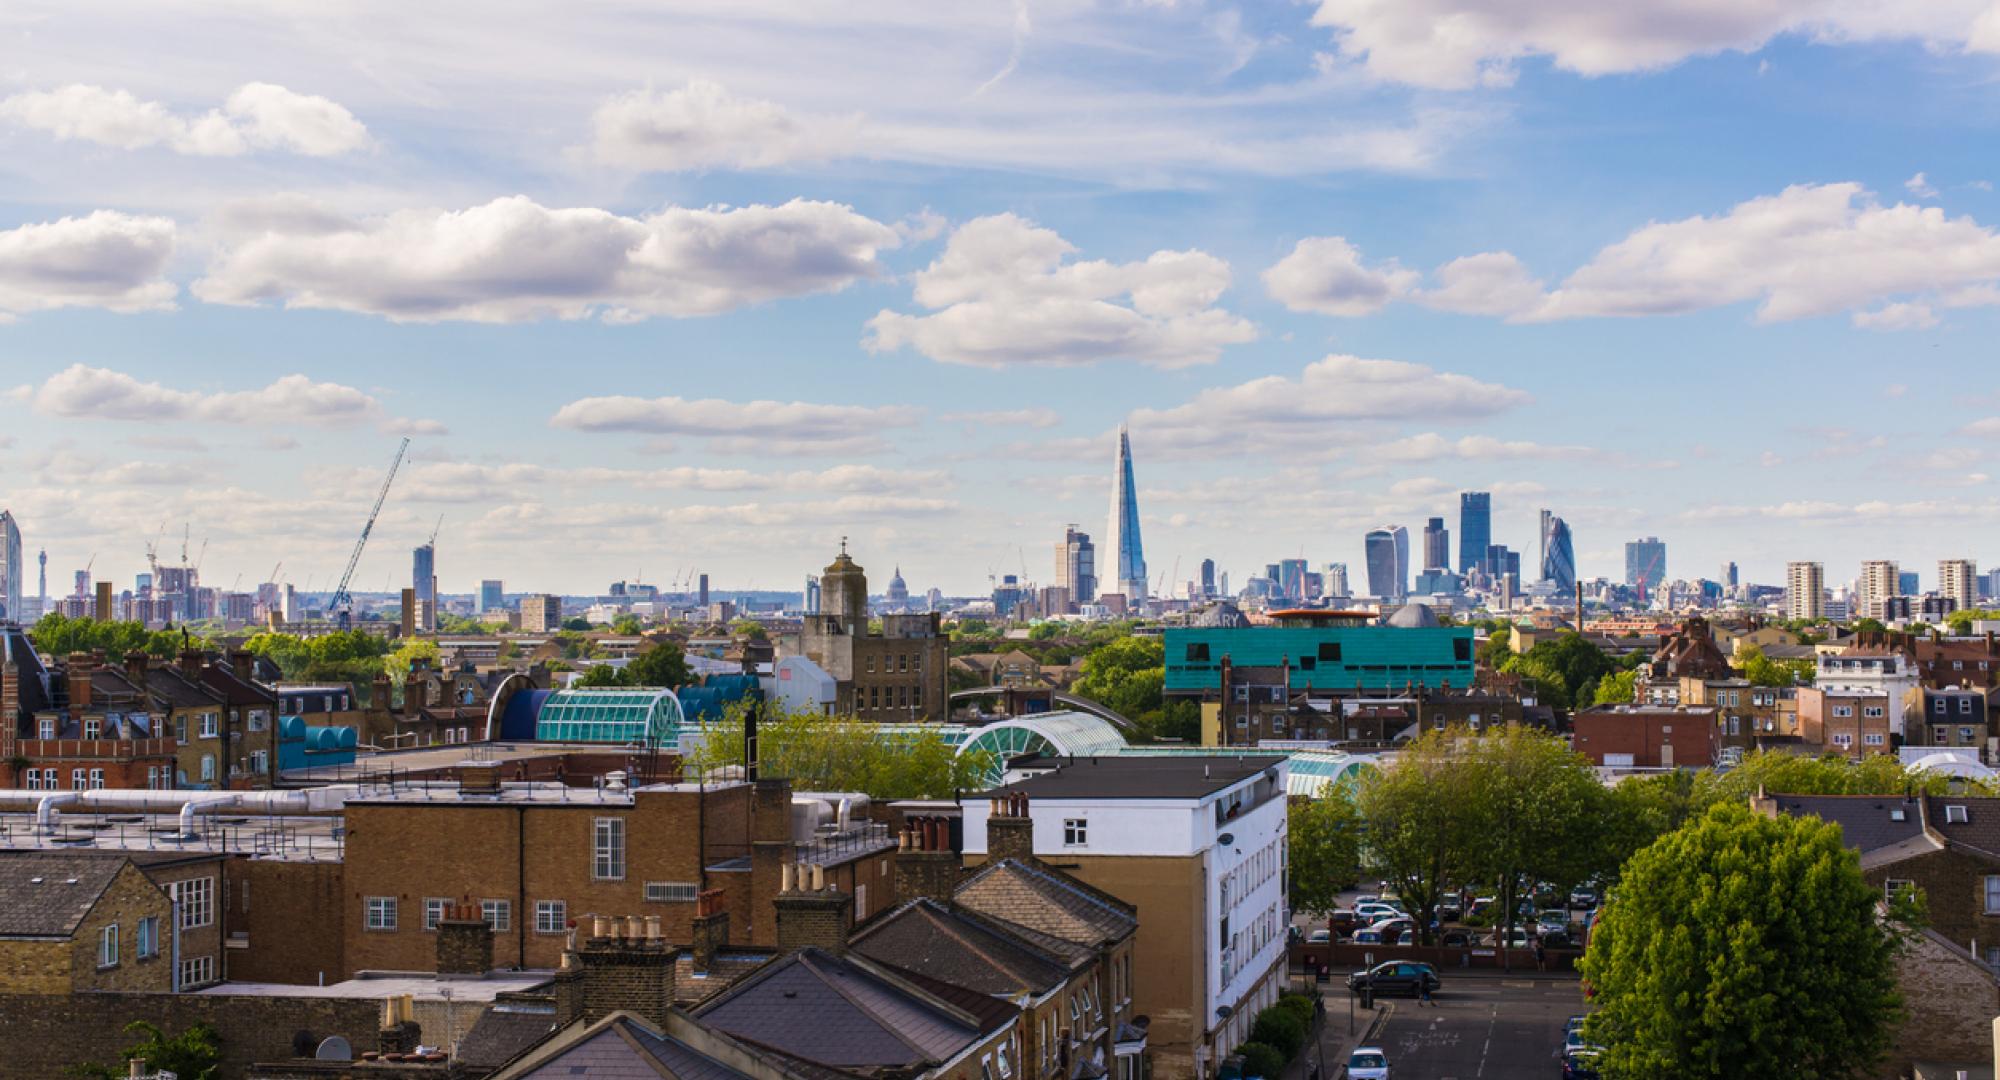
xmin=1540 ymin=512 xmax=1576 ymax=595
xmin=0 ymin=510 xmax=21 ymax=622
xmin=1458 ymin=492 xmax=1491 ymax=575
xmin=1365 ymin=525 xmax=1409 ymax=600
xmin=1107 ymin=424 xmax=1147 ymax=600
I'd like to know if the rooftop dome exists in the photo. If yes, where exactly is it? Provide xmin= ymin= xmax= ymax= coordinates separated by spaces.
xmin=1381 ymin=602 xmax=1442 ymax=629
xmin=1191 ymin=602 xmax=1250 ymax=628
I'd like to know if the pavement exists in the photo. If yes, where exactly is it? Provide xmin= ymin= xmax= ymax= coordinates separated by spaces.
xmin=1364 ymin=974 xmax=1586 ymax=1080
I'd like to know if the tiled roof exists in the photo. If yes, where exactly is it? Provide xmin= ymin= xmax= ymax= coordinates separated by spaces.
xmin=1772 ymin=795 xmax=1928 ymax=855
xmin=456 ymin=1003 xmax=558 ymax=1070
xmin=954 ymin=858 xmax=1137 ymax=950
xmin=673 ymin=950 xmax=776 ymax=1007
xmin=503 ymin=1013 xmax=752 ymax=1080
xmin=1925 ymin=796 xmax=2000 ymax=862
xmin=695 ymin=948 xmax=989 ymax=1070
xmin=141 ymin=666 xmax=225 ymax=710
xmin=0 ymin=852 xmax=134 ymax=937
xmin=851 ymin=898 xmax=1074 ymax=995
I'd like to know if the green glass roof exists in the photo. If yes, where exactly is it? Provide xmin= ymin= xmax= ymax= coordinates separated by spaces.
xmin=536 ymin=688 xmax=684 ymax=747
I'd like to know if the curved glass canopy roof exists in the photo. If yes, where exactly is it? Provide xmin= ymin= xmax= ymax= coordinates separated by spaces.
xmin=535 ymin=688 xmax=685 ymax=747
xmin=956 ymin=711 xmax=1131 ymax=785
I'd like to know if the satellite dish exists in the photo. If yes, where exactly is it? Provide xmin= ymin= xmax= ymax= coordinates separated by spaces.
xmin=315 ymin=1036 xmax=354 ymax=1061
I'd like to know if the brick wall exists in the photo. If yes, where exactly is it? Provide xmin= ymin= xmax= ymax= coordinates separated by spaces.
xmin=146 ymin=858 xmax=227 ymax=989
xmin=73 ymin=862 xmax=178 ymax=993
xmin=1887 ymin=929 xmax=2000 ymax=1074
xmin=774 ymin=888 xmax=854 ymax=953
xmin=225 ymin=859 xmax=348 ymax=984
xmin=1865 ymin=848 xmax=2000 ymax=954
xmin=0 ymin=991 xmax=381 ymax=1078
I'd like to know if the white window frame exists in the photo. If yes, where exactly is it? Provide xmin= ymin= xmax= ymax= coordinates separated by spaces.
xmin=179 ymin=954 xmax=215 ymax=986
xmin=199 ymin=712 xmax=218 ymax=739
xmin=424 ymin=897 xmax=449 ymax=931
xmin=1986 ymin=876 xmax=2000 ymax=915
xmin=535 ymin=900 xmax=567 ymax=934
xmin=1063 ymin=818 xmax=1088 ymax=847
xmin=366 ymin=896 xmax=398 ymax=931
xmin=594 ymin=817 xmax=625 ymax=881
xmin=136 ymin=915 xmax=159 ymax=959
xmin=481 ymin=898 xmax=511 ymax=931
xmin=170 ymin=876 xmax=215 ymax=929
xmin=98 ymin=923 xmax=119 ymax=968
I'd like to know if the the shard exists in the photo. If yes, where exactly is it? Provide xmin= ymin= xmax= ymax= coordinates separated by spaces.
xmin=1107 ymin=424 xmax=1148 ymax=601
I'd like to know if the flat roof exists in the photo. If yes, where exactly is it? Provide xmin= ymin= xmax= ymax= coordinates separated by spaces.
xmin=0 ymin=810 xmax=345 ymax=862
xmin=990 ymin=754 xmax=1285 ymax=800
xmin=198 ymin=971 xmax=551 ymax=1002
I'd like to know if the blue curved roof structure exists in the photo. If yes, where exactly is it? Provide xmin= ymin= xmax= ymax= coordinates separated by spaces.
xmin=535 ymin=688 xmax=685 ymax=748
xmin=499 ymin=688 xmax=552 ymax=741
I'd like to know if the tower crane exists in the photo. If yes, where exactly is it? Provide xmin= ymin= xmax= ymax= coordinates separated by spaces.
xmin=428 ymin=514 xmax=444 ymax=546
xmin=330 ymin=437 xmax=411 ymax=628
xmin=267 ymin=561 xmax=283 ymax=587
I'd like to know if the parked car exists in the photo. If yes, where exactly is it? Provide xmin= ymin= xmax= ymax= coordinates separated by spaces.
xmin=1308 ymin=929 xmax=1331 ymax=944
xmin=1467 ymin=896 xmax=1498 ymax=920
xmin=1564 ymin=1017 xmax=1588 ymax=1052
xmin=1569 ymin=888 xmax=1598 ymax=910
xmin=1356 ymin=902 xmax=1404 ymax=921
xmin=1440 ymin=930 xmax=1472 ymax=947
xmin=1353 ymin=893 xmax=1380 ymax=907
xmin=1366 ymin=918 xmax=1415 ymax=941
xmin=1346 ymin=1047 xmax=1391 ymax=1080
xmin=1436 ymin=900 xmax=1463 ymax=922
xmin=1562 ymin=1049 xmax=1602 ymax=1079
xmin=1330 ymin=910 xmax=1361 ymax=935
xmin=1538 ymin=928 xmax=1573 ymax=948
xmin=1352 ymin=929 xmax=1385 ymax=945
xmin=1486 ymin=929 xmax=1532 ymax=948
xmin=1395 ymin=930 xmax=1414 ymax=945
xmin=1346 ymin=961 xmax=1440 ymax=996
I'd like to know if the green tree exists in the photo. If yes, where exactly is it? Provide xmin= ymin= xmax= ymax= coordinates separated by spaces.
xmin=687 ymin=703 xmax=990 ymax=798
xmin=71 ymin=1020 xmax=221 ymax=1080
xmin=1739 ymin=645 xmax=1815 ymax=688
xmin=1851 ymin=617 xmax=1887 ymax=634
xmin=1070 ymin=636 xmax=1165 ymax=723
xmin=562 ymin=616 xmax=592 ymax=631
xmin=611 ymin=614 xmax=644 ymax=636
xmin=729 ymin=617 xmax=769 ymax=640
xmin=1580 ymin=803 xmax=1902 ymax=1079
xmin=30 ymin=613 xmax=194 ymax=662
xmin=384 ymin=637 xmax=441 ymax=687
xmin=1288 ymin=791 xmax=1362 ymax=917
xmin=1354 ymin=728 xmax=1484 ymax=943
xmin=1592 ymin=669 xmax=1637 ymax=705
xmin=1689 ymin=749 xmax=1949 ymax=812
xmin=1462 ymin=726 xmax=1607 ymax=952
xmin=1595 ymin=771 xmax=1698 ymax=885
xmin=573 ymin=663 xmax=628 ymax=688
xmin=625 ymin=642 xmax=693 ymax=688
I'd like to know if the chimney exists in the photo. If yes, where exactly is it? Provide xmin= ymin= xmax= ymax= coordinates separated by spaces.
xmin=124 ymin=650 xmax=149 ymax=687
xmin=894 ymin=815 xmax=961 ymax=904
xmin=178 ymin=647 xmax=203 ymax=679
xmin=94 ymin=581 xmax=113 ymax=621
xmin=2 ymin=660 xmax=18 ymax=732
xmin=691 ymin=889 xmax=730 ymax=975
xmin=774 ymin=862 xmax=853 ymax=955
xmin=556 ymin=913 xmax=677 ymax=1028
xmin=229 ymin=648 xmax=255 ymax=678
xmin=379 ymin=995 xmax=422 ymax=1055
xmin=66 ymin=653 xmax=93 ymax=711
xmin=458 ymin=761 xmax=502 ymax=796
xmin=372 ymin=672 xmax=393 ymax=712
xmin=400 ymin=588 xmax=417 ymax=639
xmin=986 ymin=792 xmax=1036 ymax=864
xmin=436 ymin=900 xmax=494 ymax=976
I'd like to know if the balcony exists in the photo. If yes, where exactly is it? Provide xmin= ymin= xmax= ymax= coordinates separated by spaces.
xmin=16 ymin=737 xmax=174 ymax=761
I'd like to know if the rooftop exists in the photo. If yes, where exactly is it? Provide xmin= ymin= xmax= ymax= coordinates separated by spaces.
xmin=991 ymin=754 xmax=1285 ymax=800
xmin=197 ymin=971 xmax=551 ymax=1002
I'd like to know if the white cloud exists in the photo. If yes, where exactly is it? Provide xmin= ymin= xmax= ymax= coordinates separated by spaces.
xmin=1308 ymin=0 xmax=1999 ymax=89
xmin=589 ymin=80 xmax=862 ymax=171
xmin=578 ymin=463 xmax=947 ymax=493
xmin=0 ymin=82 xmax=367 ymax=156
xmin=1368 ymin=432 xmax=1594 ymax=462
xmin=195 ymin=196 xmax=900 ymax=323
xmin=1906 ymin=171 xmax=1939 ymax=198
xmin=0 ymin=211 xmax=177 ymax=318
xmin=1418 ymin=252 xmax=1547 ymax=316
xmin=1961 ymin=418 xmax=2000 ymax=439
xmin=1131 ymin=354 xmax=1531 ymax=455
xmin=1853 ymin=301 xmax=1938 ymax=331
xmin=549 ymin=394 xmax=922 ymax=444
xmin=865 ymin=213 xmax=1255 ymax=368
xmin=938 ymin=408 xmax=1062 ymax=429
xmin=27 ymin=364 xmax=440 ymax=431
xmin=1536 ymin=183 xmax=2000 ymax=323
xmin=1262 ymin=236 xmax=1417 ymax=316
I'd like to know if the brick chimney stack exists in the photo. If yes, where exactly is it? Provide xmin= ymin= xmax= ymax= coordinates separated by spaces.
xmin=178 ymin=647 xmax=204 ymax=679
xmin=555 ymin=913 xmax=676 ymax=1029
xmin=773 ymin=862 xmax=853 ymax=955
xmin=691 ymin=889 xmax=729 ymax=975
xmin=895 ymin=815 xmax=960 ymax=904
xmin=124 ymin=650 xmax=149 ymax=687
xmin=436 ymin=900 xmax=494 ymax=976
xmin=66 ymin=652 xmax=94 ymax=711
xmin=986 ymin=792 xmax=1036 ymax=864
xmin=379 ymin=995 xmax=422 ymax=1055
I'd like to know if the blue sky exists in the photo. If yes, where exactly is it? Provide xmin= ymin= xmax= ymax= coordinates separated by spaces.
xmin=4 ymin=1 xmax=2000 ymax=599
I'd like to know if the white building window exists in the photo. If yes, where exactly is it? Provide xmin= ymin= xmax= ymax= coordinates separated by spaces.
xmin=179 ymin=954 xmax=215 ymax=986
xmin=136 ymin=916 xmax=159 ymax=959
xmin=170 ymin=876 xmax=215 ymax=929
xmin=89 ymin=768 xmax=104 ymax=789
xmin=535 ymin=900 xmax=567 ymax=934
xmin=1064 ymin=818 xmax=1088 ymax=846
xmin=366 ymin=896 xmax=398 ymax=931
xmin=38 ymin=717 xmax=53 ymax=740
xmin=594 ymin=818 xmax=625 ymax=880
xmin=1863 ymin=733 xmax=1885 ymax=746
xmin=199 ymin=713 xmax=218 ymax=738
xmin=482 ymin=899 xmax=511 ymax=931
xmin=1985 ymin=876 xmax=2000 ymax=915
xmin=98 ymin=924 xmax=119 ymax=968
xmin=71 ymin=768 xmax=86 ymax=789
xmin=424 ymin=897 xmax=449 ymax=931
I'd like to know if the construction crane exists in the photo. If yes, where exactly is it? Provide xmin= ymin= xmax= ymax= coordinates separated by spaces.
xmin=143 ymin=519 xmax=166 ymax=582
xmin=428 ymin=514 xmax=444 ymax=546
xmin=329 ymin=437 xmax=411 ymax=628
xmin=267 ymin=561 xmax=283 ymax=587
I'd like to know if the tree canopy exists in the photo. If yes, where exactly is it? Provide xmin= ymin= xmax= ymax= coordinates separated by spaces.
xmin=30 ymin=613 xmax=201 ymax=662
xmin=243 ymin=628 xmax=391 ymax=692
xmin=383 ymin=637 xmax=441 ymax=687
xmin=1068 ymin=634 xmax=1198 ymax=742
xmin=1494 ymin=632 xmax=1631 ymax=711
xmin=1580 ymin=803 xmax=1902 ymax=1079
xmin=1287 ymin=790 xmax=1362 ymax=917
xmin=567 ymin=642 xmax=694 ymax=689
xmin=72 ymin=1020 xmax=221 ymax=1080
xmin=1738 ymin=644 xmax=1814 ymax=688
xmin=686 ymin=703 xmax=991 ymax=798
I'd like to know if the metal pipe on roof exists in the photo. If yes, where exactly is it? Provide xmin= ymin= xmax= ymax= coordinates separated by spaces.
xmin=35 ymin=792 xmax=79 ymax=835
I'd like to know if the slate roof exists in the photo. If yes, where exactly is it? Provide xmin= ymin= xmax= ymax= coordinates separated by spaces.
xmin=694 ymin=948 xmax=991 ymax=1072
xmin=850 ymin=898 xmax=1074 ymax=995
xmin=1771 ymin=795 xmax=1933 ymax=859
xmin=1925 ymin=796 xmax=2000 ymax=861
xmin=673 ymin=949 xmax=777 ymax=1007
xmin=954 ymin=858 xmax=1137 ymax=950
xmin=498 ymin=1012 xmax=753 ymax=1080
xmin=141 ymin=665 xmax=225 ymax=710
xmin=992 ymin=755 xmax=1284 ymax=800
xmin=456 ymin=1003 xmax=559 ymax=1071
xmin=0 ymin=853 xmax=138 ymax=937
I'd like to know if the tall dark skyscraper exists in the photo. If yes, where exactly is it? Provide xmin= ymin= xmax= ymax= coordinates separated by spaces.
xmin=1365 ymin=525 xmax=1410 ymax=600
xmin=1458 ymin=492 xmax=1491 ymax=575
xmin=1422 ymin=517 xmax=1449 ymax=571
xmin=1624 ymin=537 xmax=1667 ymax=590
xmin=412 ymin=542 xmax=436 ymax=629
xmin=1540 ymin=512 xmax=1576 ymax=594
xmin=1107 ymin=424 xmax=1147 ymax=600
xmin=1199 ymin=558 xmax=1216 ymax=598
xmin=1057 ymin=525 xmax=1097 ymax=605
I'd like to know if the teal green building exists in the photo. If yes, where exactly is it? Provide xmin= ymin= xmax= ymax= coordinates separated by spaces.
xmin=1164 ymin=611 xmax=1474 ymax=697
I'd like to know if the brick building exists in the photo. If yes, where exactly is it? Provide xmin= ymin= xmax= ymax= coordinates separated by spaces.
xmin=1795 ymin=687 xmax=1893 ymax=760
xmin=1569 ymin=704 xmax=1721 ymax=768
xmin=794 ymin=546 xmax=950 ymax=722
xmin=2 ymin=634 xmax=178 ymax=791
xmin=0 ymin=852 xmax=177 ymax=994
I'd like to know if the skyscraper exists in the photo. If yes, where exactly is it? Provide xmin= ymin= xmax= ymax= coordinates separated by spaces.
xmin=1278 ymin=558 xmax=1308 ymax=602
xmin=1941 ymin=559 xmax=1978 ymax=612
xmin=1422 ymin=517 xmax=1449 ymax=571
xmin=805 ymin=575 xmax=821 ymax=614
xmin=1458 ymin=493 xmax=1491 ymax=575
xmin=1624 ymin=537 xmax=1666 ymax=591
xmin=478 ymin=579 xmax=505 ymax=614
xmin=1057 ymin=525 xmax=1097 ymax=605
xmin=1107 ymin=424 xmax=1148 ymax=600
xmin=1859 ymin=560 xmax=1899 ymax=620
xmin=1722 ymin=561 xmax=1739 ymax=589
xmin=1365 ymin=526 xmax=1409 ymax=600
xmin=412 ymin=542 xmax=437 ymax=630
xmin=698 ymin=573 xmax=710 ymax=608
xmin=1540 ymin=513 xmax=1576 ymax=594
xmin=1787 ymin=562 xmax=1824 ymax=621
xmin=1323 ymin=563 xmax=1347 ymax=598
xmin=1898 ymin=570 xmax=1919 ymax=597
xmin=1199 ymin=558 xmax=1216 ymax=599
xmin=0 ymin=511 xmax=21 ymax=623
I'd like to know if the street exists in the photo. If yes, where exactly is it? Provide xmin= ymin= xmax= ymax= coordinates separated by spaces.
xmin=1361 ymin=976 xmax=1584 ymax=1080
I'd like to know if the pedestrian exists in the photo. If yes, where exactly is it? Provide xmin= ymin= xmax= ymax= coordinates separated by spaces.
xmin=1534 ymin=939 xmax=1547 ymax=972
xmin=1418 ymin=979 xmax=1434 ymax=1007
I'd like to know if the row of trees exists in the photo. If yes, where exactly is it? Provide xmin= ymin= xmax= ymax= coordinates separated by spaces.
xmin=685 ymin=703 xmax=991 ymax=798
xmin=29 ymin=613 xmax=205 ymax=662
xmin=571 ymin=644 xmax=694 ymax=689
xmin=1066 ymin=635 xmax=1200 ymax=743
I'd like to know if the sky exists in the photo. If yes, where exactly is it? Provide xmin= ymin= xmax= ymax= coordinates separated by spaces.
xmin=5 ymin=1 xmax=2000 ymax=600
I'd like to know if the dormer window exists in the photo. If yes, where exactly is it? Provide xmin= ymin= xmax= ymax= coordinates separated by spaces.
xmin=1890 ymin=808 xmax=1906 ymax=821
xmin=1947 ymin=805 xmax=1970 ymax=824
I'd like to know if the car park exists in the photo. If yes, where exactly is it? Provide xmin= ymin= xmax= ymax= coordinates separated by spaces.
xmin=1345 ymin=1047 xmax=1391 ymax=1080
xmin=1366 ymin=918 xmax=1414 ymax=940
xmin=1347 ymin=961 xmax=1440 ymax=996
xmin=1329 ymin=910 xmax=1360 ymax=935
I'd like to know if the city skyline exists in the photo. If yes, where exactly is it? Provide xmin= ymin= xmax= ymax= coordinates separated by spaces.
xmin=5 ymin=6 xmax=2000 ymax=593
